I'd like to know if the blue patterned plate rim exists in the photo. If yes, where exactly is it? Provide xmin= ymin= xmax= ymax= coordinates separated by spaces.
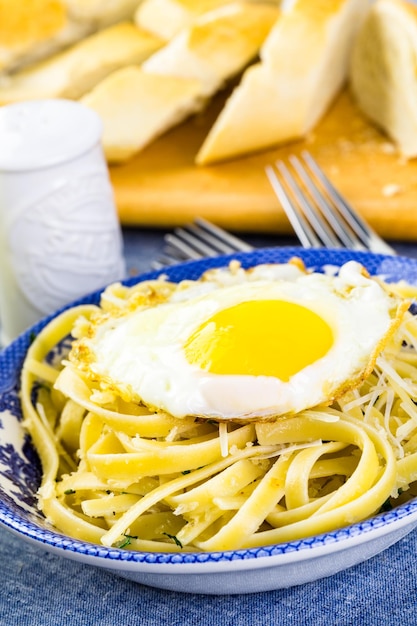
xmin=1 ymin=246 xmax=417 ymax=569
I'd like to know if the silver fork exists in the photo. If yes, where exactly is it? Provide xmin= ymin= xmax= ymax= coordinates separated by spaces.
xmin=152 ymin=151 xmax=395 ymax=268
xmin=151 ymin=217 xmax=253 ymax=269
xmin=265 ymin=151 xmax=395 ymax=255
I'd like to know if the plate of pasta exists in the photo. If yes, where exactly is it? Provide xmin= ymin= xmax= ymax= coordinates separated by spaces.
xmin=2 ymin=246 xmax=417 ymax=595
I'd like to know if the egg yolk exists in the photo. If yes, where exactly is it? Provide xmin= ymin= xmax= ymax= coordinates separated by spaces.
xmin=184 ymin=300 xmax=333 ymax=381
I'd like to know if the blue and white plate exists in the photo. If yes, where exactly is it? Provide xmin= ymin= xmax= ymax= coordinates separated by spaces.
xmin=1 ymin=247 xmax=417 ymax=595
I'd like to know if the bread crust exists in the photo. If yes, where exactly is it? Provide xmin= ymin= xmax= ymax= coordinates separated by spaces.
xmin=0 ymin=0 xmax=140 ymax=73
xmin=350 ymin=0 xmax=417 ymax=158
xmin=196 ymin=0 xmax=370 ymax=165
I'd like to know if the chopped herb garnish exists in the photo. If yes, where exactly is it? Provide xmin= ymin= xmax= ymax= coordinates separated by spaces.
xmin=115 ymin=537 xmax=131 ymax=549
xmin=163 ymin=533 xmax=183 ymax=548
xmin=182 ymin=467 xmax=204 ymax=474
xmin=64 ymin=489 xmax=76 ymax=495
xmin=115 ymin=534 xmax=138 ymax=549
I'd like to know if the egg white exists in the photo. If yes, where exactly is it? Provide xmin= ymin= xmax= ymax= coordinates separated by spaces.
xmin=70 ymin=261 xmax=407 ymax=420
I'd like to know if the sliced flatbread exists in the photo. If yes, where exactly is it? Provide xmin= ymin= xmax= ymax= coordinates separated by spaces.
xmin=0 ymin=0 xmax=70 ymax=72
xmin=142 ymin=2 xmax=279 ymax=97
xmin=350 ymin=0 xmax=417 ymax=159
xmin=196 ymin=0 xmax=369 ymax=165
xmin=135 ymin=0 xmax=276 ymax=40
xmin=81 ymin=67 xmax=204 ymax=163
xmin=81 ymin=2 xmax=278 ymax=163
xmin=65 ymin=0 xmax=141 ymax=26
xmin=0 ymin=0 xmax=141 ymax=73
xmin=0 ymin=22 xmax=162 ymax=104
xmin=135 ymin=0 xmax=235 ymax=40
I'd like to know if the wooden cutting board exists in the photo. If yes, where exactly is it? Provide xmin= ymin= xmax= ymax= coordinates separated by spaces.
xmin=109 ymin=86 xmax=417 ymax=241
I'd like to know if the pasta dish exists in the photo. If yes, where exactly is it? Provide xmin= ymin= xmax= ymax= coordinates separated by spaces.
xmin=20 ymin=259 xmax=417 ymax=553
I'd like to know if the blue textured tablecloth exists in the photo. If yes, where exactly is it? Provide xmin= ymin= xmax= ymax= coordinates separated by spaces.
xmin=2 ymin=229 xmax=417 ymax=626
xmin=2 ymin=522 xmax=417 ymax=626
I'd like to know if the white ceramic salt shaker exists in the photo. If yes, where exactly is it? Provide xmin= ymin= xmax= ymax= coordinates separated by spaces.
xmin=0 ymin=99 xmax=126 ymax=345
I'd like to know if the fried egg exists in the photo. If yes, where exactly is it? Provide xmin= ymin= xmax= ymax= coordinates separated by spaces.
xmin=70 ymin=260 xmax=407 ymax=420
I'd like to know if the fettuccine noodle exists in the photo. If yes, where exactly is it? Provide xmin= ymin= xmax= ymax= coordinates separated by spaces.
xmin=20 ymin=275 xmax=417 ymax=553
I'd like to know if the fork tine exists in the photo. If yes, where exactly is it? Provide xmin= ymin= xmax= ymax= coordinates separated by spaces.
xmin=158 ymin=217 xmax=253 ymax=268
xmin=164 ymin=233 xmax=207 ymax=259
xmin=289 ymin=155 xmax=366 ymax=251
xmin=278 ymin=160 xmax=342 ymax=249
xmin=267 ymin=151 xmax=395 ymax=255
xmin=182 ymin=224 xmax=241 ymax=255
xmin=153 ymin=217 xmax=252 ymax=268
xmin=301 ymin=151 xmax=370 ymax=241
xmin=301 ymin=151 xmax=395 ymax=255
xmin=194 ymin=217 xmax=254 ymax=252
xmin=265 ymin=164 xmax=321 ymax=249
xmin=151 ymin=255 xmax=182 ymax=270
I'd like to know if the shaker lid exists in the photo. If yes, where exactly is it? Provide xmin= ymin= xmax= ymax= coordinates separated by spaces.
xmin=0 ymin=99 xmax=103 ymax=171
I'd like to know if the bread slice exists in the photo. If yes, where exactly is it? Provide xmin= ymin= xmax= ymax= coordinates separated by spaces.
xmin=0 ymin=0 xmax=140 ymax=74
xmin=80 ymin=67 xmax=204 ymax=162
xmin=350 ymin=0 xmax=417 ymax=159
xmin=135 ymin=0 xmax=274 ymax=40
xmin=135 ymin=0 xmax=231 ymax=40
xmin=142 ymin=2 xmax=279 ymax=97
xmin=80 ymin=2 xmax=277 ymax=163
xmin=0 ymin=0 xmax=71 ymax=73
xmin=0 ymin=23 xmax=162 ymax=104
xmin=64 ymin=0 xmax=141 ymax=27
xmin=196 ymin=0 xmax=369 ymax=165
